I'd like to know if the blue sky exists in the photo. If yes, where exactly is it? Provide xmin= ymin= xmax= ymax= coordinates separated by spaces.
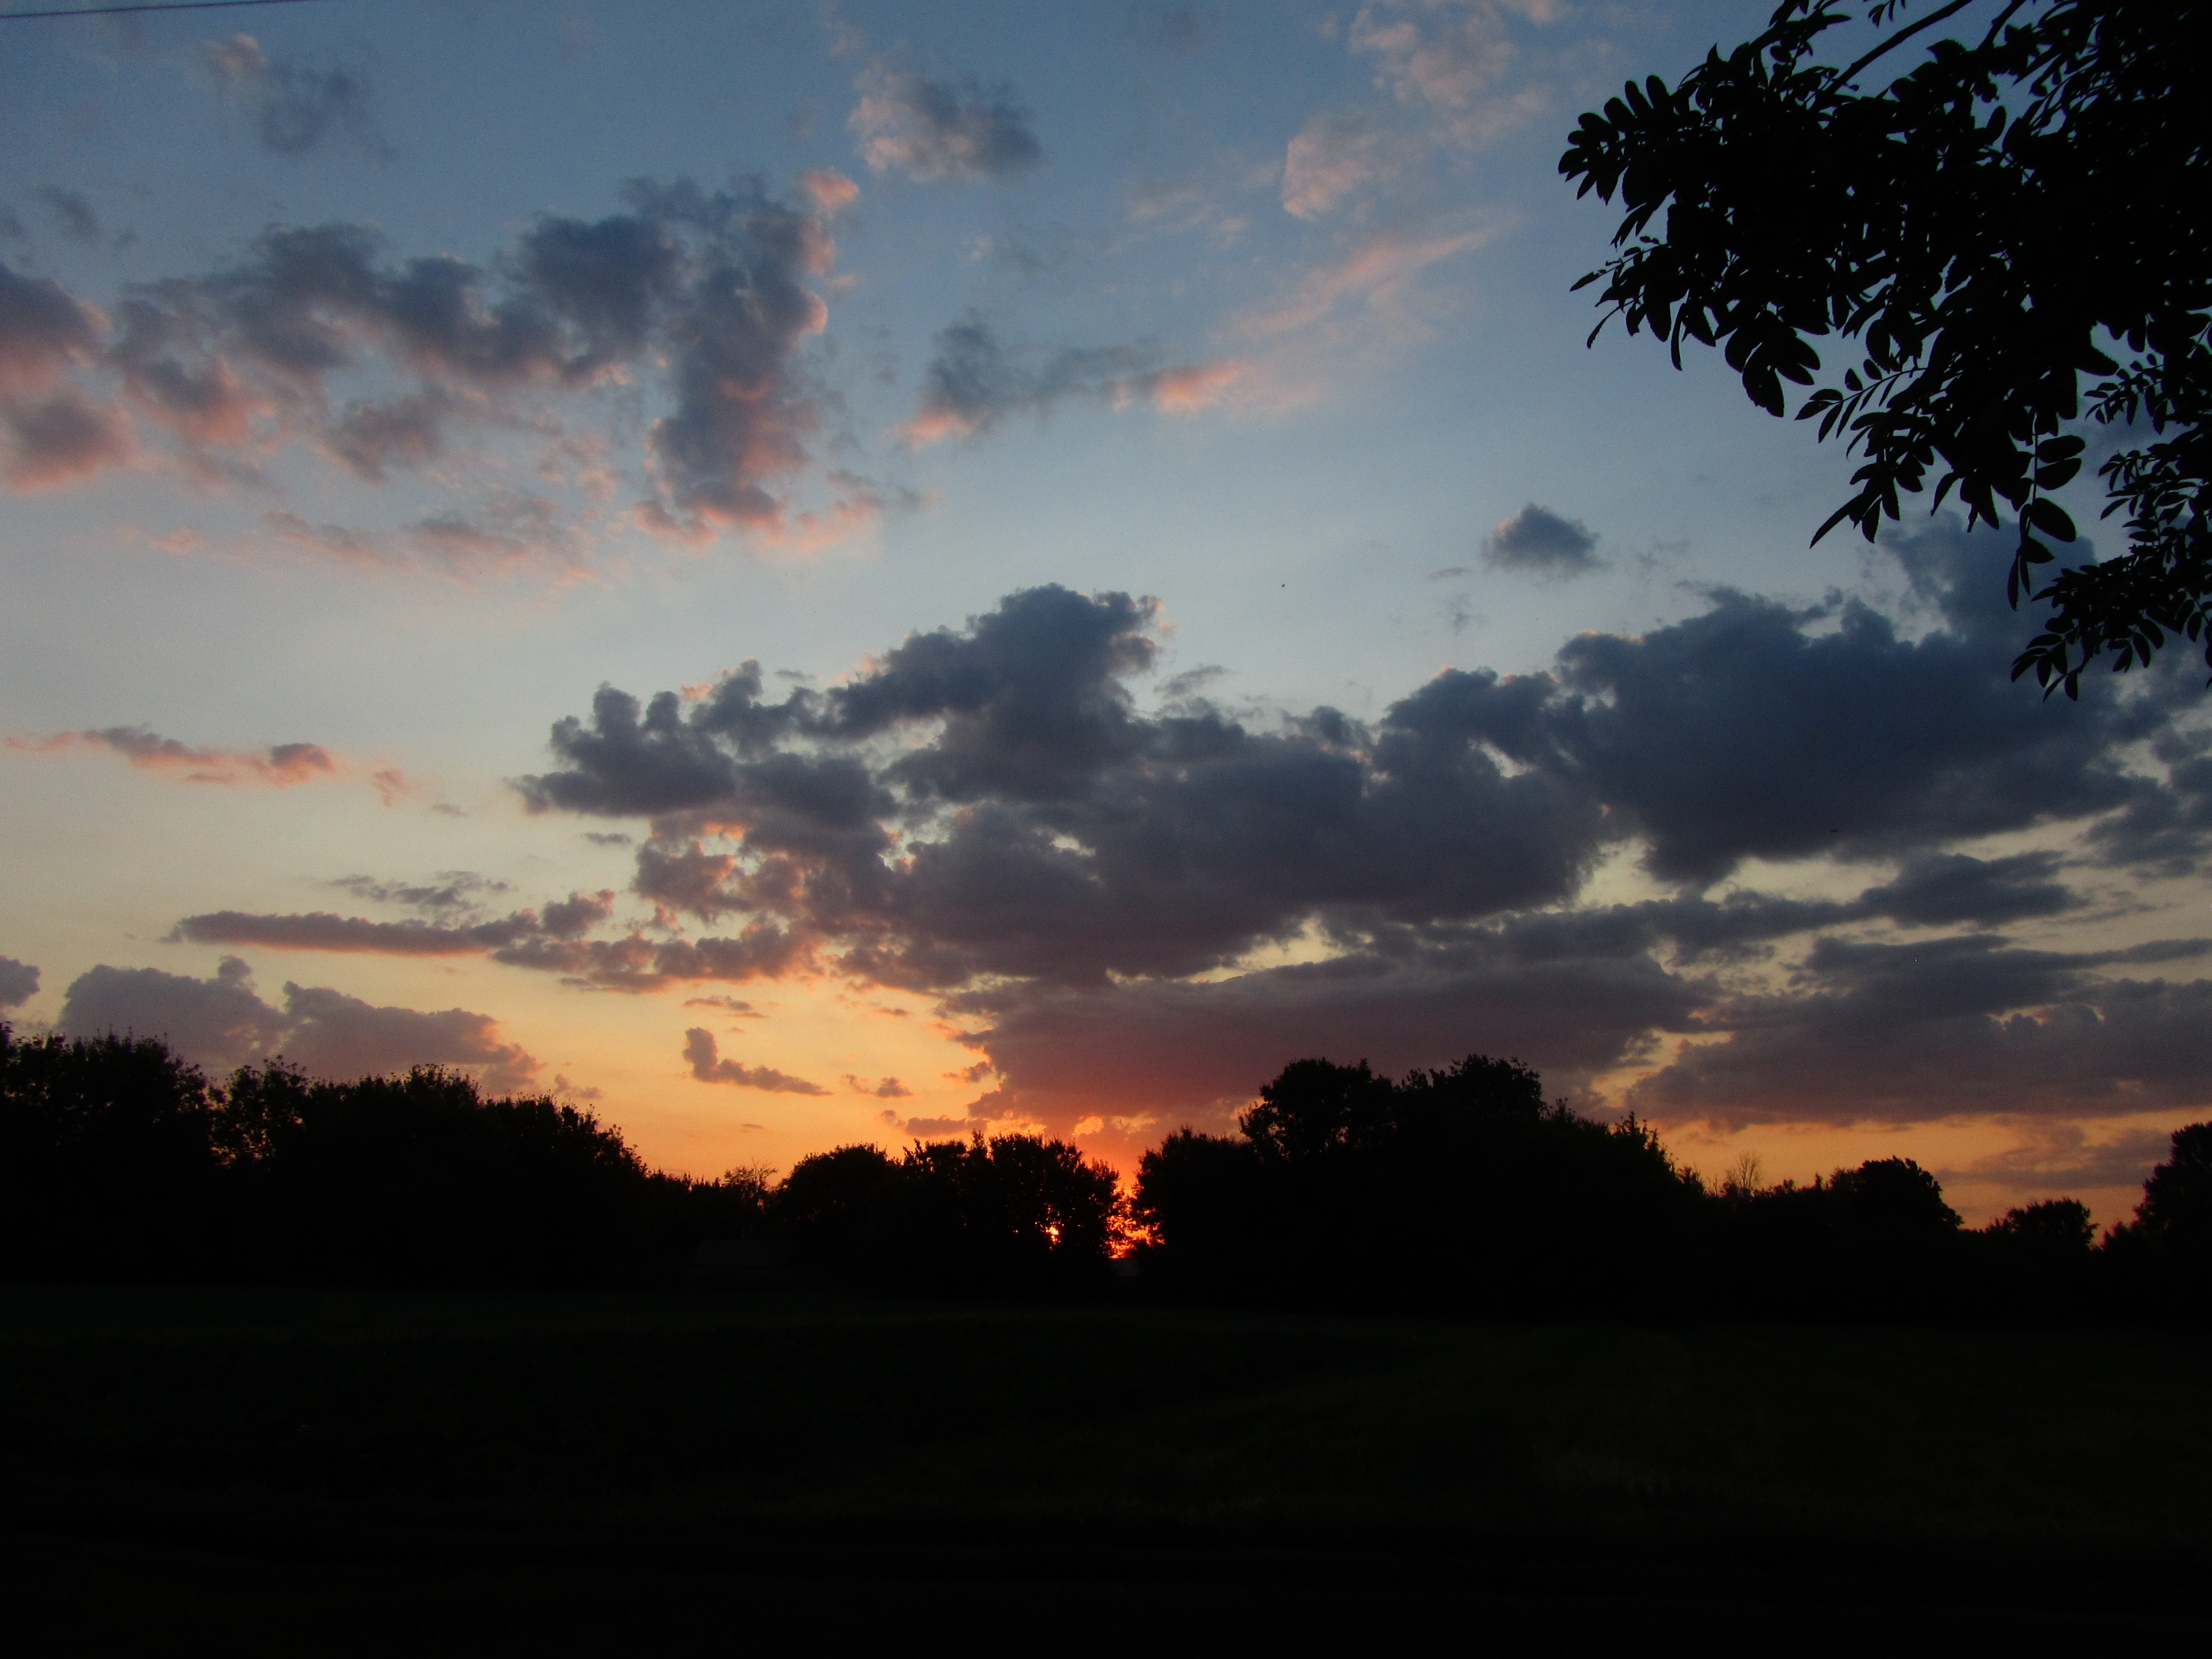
xmin=3 ymin=0 xmax=2205 ymax=1223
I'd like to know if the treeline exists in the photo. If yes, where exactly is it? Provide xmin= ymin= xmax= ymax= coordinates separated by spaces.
xmin=0 ymin=1025 xmax=1116 ymax=1292
xmin=1135 ymin=1056 xmax=2210 ymax=1322
xmin=4 ymin=1024 xmax=2206 ymax=1319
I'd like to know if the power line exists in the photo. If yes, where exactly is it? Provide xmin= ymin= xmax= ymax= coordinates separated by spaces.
xmin=0 ymin=1 xmax=327 ymax=22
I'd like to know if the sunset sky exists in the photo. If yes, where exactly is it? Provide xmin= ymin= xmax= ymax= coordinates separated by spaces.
xmin=3 ymin=0 xmax=2205 ymax=1225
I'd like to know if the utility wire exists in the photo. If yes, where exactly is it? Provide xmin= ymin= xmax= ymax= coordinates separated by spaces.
xmin=1 ymin=0 xmax=327 ymax=22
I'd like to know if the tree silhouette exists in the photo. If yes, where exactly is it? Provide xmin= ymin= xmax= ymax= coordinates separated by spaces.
xmin=2104 ymin=1122 xmax=2212 ymax=1293
xmin=1562 ymin=2 xmax=2210 ymax=694
xmin=0 ymin=1025 xmax=223 ymax=1279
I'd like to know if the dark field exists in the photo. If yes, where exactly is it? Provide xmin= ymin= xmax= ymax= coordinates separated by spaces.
xmin=3 ymin=1285 xmax=2206 ymax=1649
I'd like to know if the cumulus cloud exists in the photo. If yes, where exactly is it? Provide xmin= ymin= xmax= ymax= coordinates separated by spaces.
xmin=204 ymin=33 xmax=389 ymax=159
xmin=478 ymin=521 xmax=2212 ymax=1136
xmin=35 ymin=178 xmax=852 ymax=547
xmin=0 ymin=955 xmax=39 ymax=1009
xmin=279 ymin=984 xmax=540 ymax=1092
xmin=56 ymin=956 xmax=539 ymax=1089
xmin=682 ymin=1027 xmax=828 ymax=1094
xmin=1481 ymin=502 xmax=1599 ymax=576
xmin=8 ymin=725 xmax=337 ymax=786
xmin=849 ymin=65 xmax=1043 ymax=182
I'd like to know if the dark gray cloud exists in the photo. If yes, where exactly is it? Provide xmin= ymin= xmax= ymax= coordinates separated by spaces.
xmin=903 ymin=313 xmax=1152 ymax=443
xmin=488 ymin=523 xmax=2212 ymax=1136
xmin=56 ymin=955 xmax=539 ymax=1089
xmin=172 ymin=888 xmax=616 ymax=959
xmin=1481 ymin=503 xmax=1600 ymax=576
xmin=682 ymin=1027 xmax=828 ymax=1093
xmin=850 ymin=66 xmax=1043 ymax=182
xmin=521 ymin=584 xmax=1608 ymax=991
xmin=0 ymin=955 xmax=39 ymax=1009
xmin=513 ymin=534 xmax=2212 ymax=1011
xmin=1853 ymin=850 xmax=2076 ymax=928
xmin=0 ymin=262 xmax=119 ymax=488
xmin=33 ymin=188 xmax=99 ymax=246
xmin=1 ymin=389 xmax=130 ymax=490
xmin=967 ymin=936 xmax=1705 ymax=1132
xmin=1465 ymin=571 xmax=2170 ymax=887
xmin=87 ymin=179 xmax=844 ymax=538
xmin=0 ymin=261 xmax=101 ymax=392
xmin=204 ymin=33 xmax=389 ymax=159
xmin=1628 ymin=932 xmax=2212 ymax=1129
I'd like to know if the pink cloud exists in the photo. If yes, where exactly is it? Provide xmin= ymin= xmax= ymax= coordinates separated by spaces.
xmin=1135 ymin=358 xmax=1248 ymax=415
xmin=8 ymin=725 xmax=337 ymax=786
xmin=1241 ymin=225 xmax=1496 ymax=339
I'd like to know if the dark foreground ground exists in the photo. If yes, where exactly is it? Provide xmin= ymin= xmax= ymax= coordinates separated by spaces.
xmin=2 ymin=1283 xmax=2205 ymax=1651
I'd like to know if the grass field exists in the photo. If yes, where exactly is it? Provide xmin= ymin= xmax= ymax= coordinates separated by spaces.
xmin=3 ymin=1283 xmax=2206 ymax=1649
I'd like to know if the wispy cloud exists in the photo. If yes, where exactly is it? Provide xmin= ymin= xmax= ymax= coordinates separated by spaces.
xmin=8 ymin=725 xmax=338 ymax=787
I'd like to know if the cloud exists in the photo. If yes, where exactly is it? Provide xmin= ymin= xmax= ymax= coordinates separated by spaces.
xmin=277 ymin=983 xmax=540 ymax=1092
xmin=683 ymin=994 xmax=762 ymax=1016
xmin=682 ymin=1027 xmax=828 ymax=1093
xmin=486 ymin=521 xmax=2212 ymax=1137
xmin=845 ymin=1074 xmax=911 ymax=1097
xmin=172 ymin=889 xmax=615 ymax=959
xmin=1240 ymin=225 xmax=1493 ymax=338
xmin=796 ymin=169 xmax=860 ymax=214
xmin=1135 ymin=358 xmax=1247 ymax=415
xmin=0 ymin=259 xmax=132 ymax=486
xmin=2 ymin=389 xmax=133 ymax=490
xmin=968 ymin=936 xmax=1701 ymax=1132
xmin=1347 ymin=0 xmax=1558 ymax=149
xmin=1126 ymin=5 xmax=1214 ymax=56
xmin=901 ymin=313 xmax=1244 ymax=444
xmin=849 ymin=65 xmax=1043 ymax=182
xmin=330 ymin=872 xmax=512 ymax=920
xmin=57 ymin=958 xmax=287 ymax=1072
xmin=1936 ymin=1123 xmax=2179 ymax=1197
xmin=1281 ymin=112 xmax=1395 ymax=218
xmin=1627 ymin=934 xmax=2212 ymax=1130
xmin=1481 ymin=502 xmax=1599 ymax=576
xmin=203 ymin=33 xmax=389 ymax=159
xmin=8 ymin=725 xmax=336 ymax=786
xmin=0 ymin=262 xmax=101 ymax=392
xmin=54 ymin=178 xmax=850 ymax=547
xmin=33 ymin=187 xmax=99 ymax=246
xmin=0 ymin=956 xmax=38 ymax=1009
xmin=56 ymin=956 xmax=540 ymax=1089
